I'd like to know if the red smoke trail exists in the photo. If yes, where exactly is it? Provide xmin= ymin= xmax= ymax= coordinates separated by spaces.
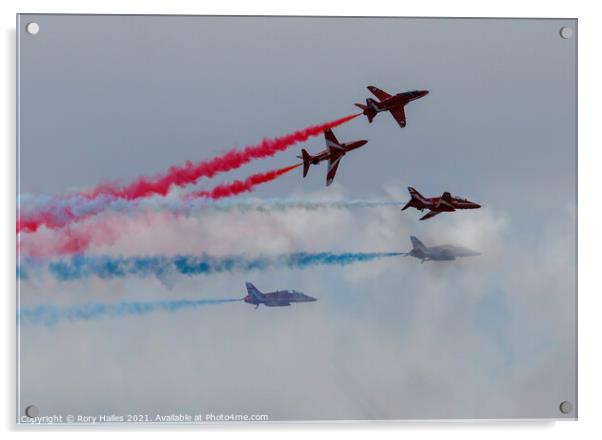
xmin=189 ymin=163 xmax=302 ymax=200
xmin=18 ymin=214 xmax=73 ymax=234
xmin=19 ymin=220 xmax=121 ymax=257
xmin=17 ymin=164 xmax=300 ymax=257
xmin=85 ymin=113 xmax=359 ymax=200
xmin=18 ymin=114 xmax=359 ymax=234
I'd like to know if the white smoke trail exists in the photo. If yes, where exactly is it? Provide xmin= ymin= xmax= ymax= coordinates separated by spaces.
xmin=18 ymin=194 xmax=402 ymax=229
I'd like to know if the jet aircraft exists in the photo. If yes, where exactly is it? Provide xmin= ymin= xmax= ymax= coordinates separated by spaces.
xmin=297 ymin=128 xmax=367 ymax=186
xmin=402 ymin=187 xmax=481 ymax=221
xmin=243 ymin=282 xmax=317 ymax=309
xmin=402 ymin=236 xmax=481 ymax=263
xmin=355 ymin=85 xmax=429 ymax=128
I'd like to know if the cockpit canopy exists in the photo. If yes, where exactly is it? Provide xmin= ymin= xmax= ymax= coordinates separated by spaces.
xmin=443 ymin=191 xmax=468 ymax=202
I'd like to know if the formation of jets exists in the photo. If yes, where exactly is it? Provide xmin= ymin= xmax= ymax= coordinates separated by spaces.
xmin=244 ymin=84 xmax=483 ymax=308
xmin=297 ymin=85 xmax=481 ymax=222
xmin=298 ymin=85 xmax=429 ymax=186
xmin=243 ymin=231 xmax=480 ymax=307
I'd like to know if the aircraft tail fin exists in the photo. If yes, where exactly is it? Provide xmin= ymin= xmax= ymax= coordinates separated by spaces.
xmin=410 ymin=236 xmax=427 ymax=252
xmin=364 ymin=99 xmax=378 ymax=123
xmin=301 ymin=149 xmax=311 ymax=178
xmin=245 ymin=282 xmax=264 ymax=301
xmin=355 ymin=101 xmax=376 ymax=123
xmin=401 ymin=200 xmax=413 ymax=211
xmin=408 ymin=186 xmax=426 ymax=203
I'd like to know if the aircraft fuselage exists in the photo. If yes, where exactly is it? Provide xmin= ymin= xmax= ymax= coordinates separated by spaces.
xmin=306 ymin=140 xmax=368 ymax=165
xmin=368 ymin=90 xmax=429 ymax=113
xmin=244 ymin=287 xmax=317 ymax=308
xmin=409 ymin=196 xmax=481 ymax=212
xmin=404 ymin=236 xmax=481 ymax=263
xmin=409 ymin=248 xmax=456 ymax=262
xmin=403 ymin=187 xmax=481 ymax=219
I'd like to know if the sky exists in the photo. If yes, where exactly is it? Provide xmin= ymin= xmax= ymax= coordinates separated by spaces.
xmin=17 ymin=15 xmax=576 ymax=422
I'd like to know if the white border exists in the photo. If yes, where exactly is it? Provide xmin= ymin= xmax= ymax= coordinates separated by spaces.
xmin=3 ymin=0 xmax=601 ymax=438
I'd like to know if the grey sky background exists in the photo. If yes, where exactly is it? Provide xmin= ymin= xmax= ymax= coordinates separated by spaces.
xmin=17 ymin=15 xmax=576 ymax=421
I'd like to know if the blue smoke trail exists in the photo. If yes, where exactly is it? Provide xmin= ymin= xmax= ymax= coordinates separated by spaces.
xmin=18 ymin=298 xmax=241 ymax=326
xmin=16 ymin=265 xmax=28 ymax=280
xmin=19 ymin=252 xmax=403 ymax=281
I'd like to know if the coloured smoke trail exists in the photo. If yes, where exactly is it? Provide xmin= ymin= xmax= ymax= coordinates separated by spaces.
xmin=17 ymin=196 xmax=403 ymax=257
xmin=18 ymin=298 xmax=242 ymax=326
xmin=18 ymin=193 xmax=399 ymax=238
xmin=85 ymin=113 xmax=359 ymax=199
xmin=188 ymin=163 xmax=301 ymax=200
xmin=17 ymin=114 xmax=359 ymax=233
xmin=19 ymin=252 xmax=404 ymax=281
xmin=18 ymin=164 xmax=302 ymax=234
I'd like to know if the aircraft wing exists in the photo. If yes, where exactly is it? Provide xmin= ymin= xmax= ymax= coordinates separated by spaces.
xmin=435 ymin=198 xmax=455 ymax=210
xmin=389 ymin=106 xmax=407 ymax=128
xmin=324 ymin=128 xmax=341 ymax=149
xmin=419 ymin=210 xmax=442 ymax=221
xmin=367 ymin=85 xmax=392 ymax=101
xmin=326 ymin=154 xmax=343 ymax=186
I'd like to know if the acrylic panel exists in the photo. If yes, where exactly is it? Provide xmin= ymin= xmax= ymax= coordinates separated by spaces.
xmin=16 ymin=15 xmax=577 ymax=423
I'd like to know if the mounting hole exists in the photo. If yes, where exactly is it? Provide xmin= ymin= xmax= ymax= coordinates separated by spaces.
xmin=26 ymin=22 xmax=40 ymax=35
xmin=559 ymin=400 xmax=573 ymax=414
xmin=559 ymin=26 xmax=573 ymax=39
xmin=25 ymin=405 xmax=39 ymax=418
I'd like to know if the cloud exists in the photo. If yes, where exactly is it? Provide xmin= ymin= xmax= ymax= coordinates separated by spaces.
xmin=18 ymin=187 xmax=576 ymax=421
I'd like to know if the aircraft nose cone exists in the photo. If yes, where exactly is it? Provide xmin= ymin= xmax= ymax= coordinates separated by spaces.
xmin=306 ymin=295 xmax=317 ymax=302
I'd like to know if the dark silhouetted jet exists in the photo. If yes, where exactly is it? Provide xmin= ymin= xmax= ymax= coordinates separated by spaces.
xmin=402 ymin=236 xmax=480 ymax=263
xmin=243 ymin=282 xmax=317 ymax=309
xmin=402 ymin=187 xmax=481 ymax=220
xmin=355 ymin=85 xmax=429 ymax=128
xmin=297 ymin=128 xmax=367 ymax=186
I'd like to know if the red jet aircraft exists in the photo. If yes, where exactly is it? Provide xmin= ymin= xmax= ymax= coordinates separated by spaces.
xmin=298 ymin=129 xmax=367 ymax=186
xmin=402 ymin=187 xmax=481 ymax=221
xmin=355 ymin=86 xmax=429 ymax=128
